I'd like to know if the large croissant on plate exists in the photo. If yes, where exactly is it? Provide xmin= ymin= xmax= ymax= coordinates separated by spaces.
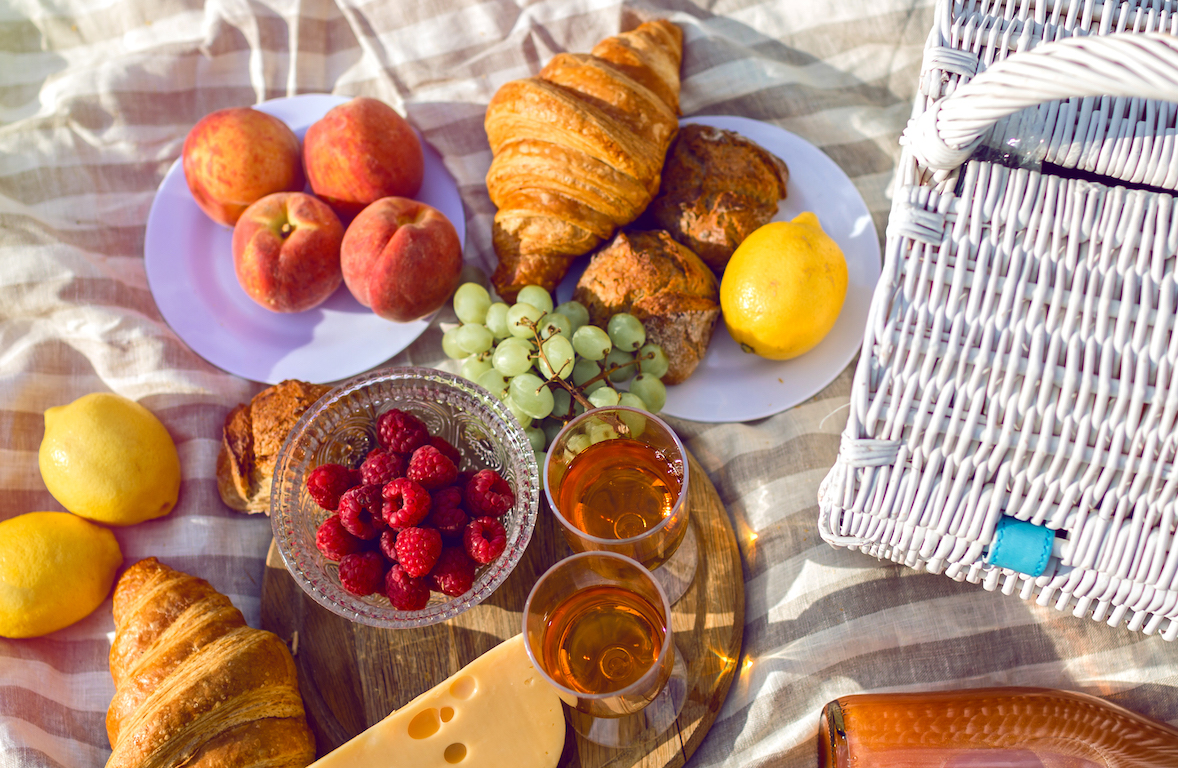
xmin=485 ymin=19 xmax=683 ymax=300
xmin=105 ymin=558 xmax=316 ymax=768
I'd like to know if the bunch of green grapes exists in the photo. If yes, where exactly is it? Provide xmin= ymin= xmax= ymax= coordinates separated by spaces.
xmin=442 ymin=282 xmax=670 ymax=462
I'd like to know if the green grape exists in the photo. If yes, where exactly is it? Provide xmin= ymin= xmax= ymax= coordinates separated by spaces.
xmin=485 ymin=302 xmax=511 ymax=339
xmin=455 ymin=323 xmax=494 ymax=355
xmin=573 ymin=359 xmax=603 ymax=393
xmin=461 ymin=355 xmax=493 ymax=382
xmin=588 ymin=386 xmax=620 ymax=409
xmin=555 ymin=300 xmax=589 ymax=332
xmin=441 ymin=326 xmax=466 ymax=360
xmin=607 ymin=312 xmax=646 ymax=352
xmin=453 ymin=282 xmax=491 ymax=324
xmin=587 ymin=421 xmax=617 ymax=444
xmin=630 ymin=373 xmax=666 ymax=412
xmin=524 ymin=425 xmax=547 ymax=452
xmin=566 ymin=433 xmax=591 ymax=455
xmin=507 ymin=302 xmax=545 ymax=338
xmin=516 ymin=285 xmax=554 ymax=314
xmin=572 ymin=325 xmax=611 ymax=361
xmin=509 ymin=373 xmax=555 ymax=419
xmin=538 ymin=335 xmax=575 ymax=380
xmin=502 ymin=395 xmax=533 ymax=429
xmin=616 ymin=396 xmax=648 ymax=437
xmin=542 ymin=417 xmax=565 ymax=446
xmin=476 ymin=369 xmax=510 ymax=400
xmin=551 ymin=388 xmax=572 ymax=419
xmin=533 ymin=449 xmax=547 ymax=471
xmin=604 ymin=348 xmax=635 ymax=383
xmin=618 ymin=391 xmax=648 ymax=410
xmin=537 ymin=312 xmax=571 ymax=340
xmin=493 ymin=337 xmax=534 ymax=377
xmin=636 ymin=343 xmax=669 ymax=379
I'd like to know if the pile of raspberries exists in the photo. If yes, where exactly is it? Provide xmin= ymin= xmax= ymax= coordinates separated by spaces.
xmin=310 ymin=408 xmax=516 ymax=610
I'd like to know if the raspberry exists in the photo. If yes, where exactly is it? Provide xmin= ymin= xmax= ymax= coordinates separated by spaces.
xmin=428 ymin=503 xmax=468 ymax=539
xmin=315 ymin=515 xmax=365 ymax=561
xmin=395 ymin=526 xmax=442 ymax=578
xmin=453 ymin=470 xmax=474 ymax=492
xmin=338 ymin=551 xmax=386 ymax=596
xmin=377 ymin=409 xmax=429 ymax=455
xmin=382 ymin=477 xmax=432 ymax=527
xmin=379 ymin=528 xmax=399 ymax=563
xmin=463 ymin=516 xmax=507 ymax=564
xmin=360 ymin=449 xmax=405 ymax=486
xmin=432 ymin=485 xmax=463 ymax=511
xmin=407 ymin=445 xmax=459 ymax=490
xmin=385 ymin=564 xmax=430 ymax=611
xmin=464 ymin=469 xmax=515 ymax=517
xmin=428 ymin=547 xmax=477 ymax=596
xmin=429 ymin=435 xmax=463 ymax=467
xmin=337 ymin=484 xmax=385 ymax=540
xmin=306 ymin=463 xmax=361 ymax=511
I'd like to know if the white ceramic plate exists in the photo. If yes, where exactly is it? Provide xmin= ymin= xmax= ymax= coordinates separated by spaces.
xmin=144 ymin=94 xmax=465 ymax=385
xmin=556 ymin=115 xmax=882 ymax=423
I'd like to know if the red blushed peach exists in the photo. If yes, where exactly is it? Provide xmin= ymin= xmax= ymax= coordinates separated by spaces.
xmin=232 ymin=192 xmax=345 ymax=313
xmin=303 ymin=97 xmax=425 ymax=219
xmin=182 ymin=107 xmax=305 ymax=227
xmin=340 ymin=197 xmax=462 ymax=322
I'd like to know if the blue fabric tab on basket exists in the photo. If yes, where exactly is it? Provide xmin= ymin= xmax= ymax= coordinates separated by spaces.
xmin=985 ymin=516 xmax=1054 ymax=577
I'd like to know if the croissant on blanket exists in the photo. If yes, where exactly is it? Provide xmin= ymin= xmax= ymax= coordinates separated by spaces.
xmin=105 ymin=558 xmax=316 ymax=768
xmin=484 ymin=19 xmax=684 ymax=300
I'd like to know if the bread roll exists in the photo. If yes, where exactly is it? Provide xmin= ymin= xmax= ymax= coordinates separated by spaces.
xmin=217 ymin=380 xmax=331 ymax=514
xmin=644 ymin=123 xmax=790 ymax=273
xmin=574 ymin=229 xmax=720 ymax=385
xmin=485 ymin=20 xmax=683 ymax=301
xmin=105 ymin=557 xmax=315 ymax=768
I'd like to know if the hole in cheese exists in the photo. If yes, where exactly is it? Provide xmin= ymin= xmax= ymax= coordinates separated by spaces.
xmin=440 ymin=706 xmax=454 ymax=722
xmin=444 ymin=743 xmax=467 ymax=763
xmin=407 ymin=708 xmax=440 ymax=739
xmin=449 ymin=675 xmax=476 ymax=699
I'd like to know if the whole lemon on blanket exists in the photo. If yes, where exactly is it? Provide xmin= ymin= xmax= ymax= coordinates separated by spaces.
xmin=39 ymin=392 xmax=181 ymax=526
xmin=720 ymin=212 xmax=848 ymax=360
xmin=0 ymin=512 xmax=122 ymax=638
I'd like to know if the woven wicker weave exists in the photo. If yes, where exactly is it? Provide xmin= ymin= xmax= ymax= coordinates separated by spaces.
xmin=819 ymin=0 xmax=1178 ymax=640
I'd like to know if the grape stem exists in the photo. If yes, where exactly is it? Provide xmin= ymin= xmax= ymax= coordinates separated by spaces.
xmin=521 ymin=317 xmax=652 ymax=420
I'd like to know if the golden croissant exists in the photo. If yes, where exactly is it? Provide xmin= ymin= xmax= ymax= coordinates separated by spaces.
xmin=105 ymin=558 xmax=316 ymax=768
xmin=485 ymin=19 xmax=683 ymax=301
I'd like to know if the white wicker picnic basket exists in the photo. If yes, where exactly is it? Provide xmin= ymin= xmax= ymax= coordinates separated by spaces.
xmin=818 ymin=0 xmax=1178 ymax=640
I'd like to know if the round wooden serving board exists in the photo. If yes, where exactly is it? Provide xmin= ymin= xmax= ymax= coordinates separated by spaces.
xmin=261 ymin=450 xmax=745 ymax=768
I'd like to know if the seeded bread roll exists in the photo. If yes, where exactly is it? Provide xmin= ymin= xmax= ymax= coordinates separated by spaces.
xmin=216 ymin=379 xmax=332 ymax=514
xmin=644 ymin=123 xmax=789 ymax=274
xmin=573 ymin=229 xmax=719 ymax=385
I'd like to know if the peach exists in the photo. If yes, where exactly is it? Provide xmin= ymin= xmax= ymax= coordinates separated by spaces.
xmin=232 ymin=192 xmax=345 ymax=313
xmin=303 ymin=97 xmax=425 ymax=218
xmin=341 ymin=197 xmax=462 ymax=322
xmin=182 ymin=107 xmax=305 ymax=227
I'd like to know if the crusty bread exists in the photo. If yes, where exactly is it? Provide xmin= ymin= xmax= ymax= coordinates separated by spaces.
xmin=573 ymin=229 xmax=720 ymax=385
xmin=643 ymin=122 xmax=789 ymax=274
xmin=216 ymin=380 xmax=332 ymax=514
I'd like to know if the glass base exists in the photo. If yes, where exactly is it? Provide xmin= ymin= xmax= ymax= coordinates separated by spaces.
xmin=652 ymin=523 xmax=698 ymax=604
xmin=566 ymin=644 xmax=688 ymax=749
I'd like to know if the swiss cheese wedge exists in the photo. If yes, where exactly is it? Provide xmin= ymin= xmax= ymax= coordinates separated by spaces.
xmin=309 ymin=634 xmax=566 ymax=767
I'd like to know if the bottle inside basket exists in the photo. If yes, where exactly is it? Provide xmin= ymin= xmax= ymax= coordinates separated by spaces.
xmin=817 ymin=687 xmax=1178 ymax=768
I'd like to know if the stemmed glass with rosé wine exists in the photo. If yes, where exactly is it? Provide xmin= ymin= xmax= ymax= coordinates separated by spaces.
xmin=544 ymin=406 xmax=697 ymax=601
xmin=522 ymin=551 xmax=687 ymax=748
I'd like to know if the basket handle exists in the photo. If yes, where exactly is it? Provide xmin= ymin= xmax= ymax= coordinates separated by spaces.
xmin=903 ymin=32 xmax=1178 ymax=172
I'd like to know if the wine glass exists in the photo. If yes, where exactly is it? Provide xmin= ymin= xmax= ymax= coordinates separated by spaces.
xmin=522 ymin=551 xmax=686 ymax=748
xmin=544 ymin=405 xmax=697 ymax=601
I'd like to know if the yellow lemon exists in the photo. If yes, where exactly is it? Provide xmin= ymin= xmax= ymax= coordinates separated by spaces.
xmin=0 ymin=511 xmax=122 ymax=638
xmin=39 ymin=392 xmax=181 ymax=526
xmin=720 ymin=212 xmax=848 ymax=360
